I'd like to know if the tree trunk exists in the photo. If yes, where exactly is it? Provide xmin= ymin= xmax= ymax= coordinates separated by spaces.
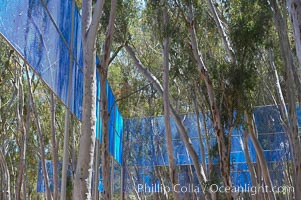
xmin=125 ymin=44 xmax=211 ymax=200
xmin=61 ymin=1 xmax=75 ymax=198
xmin=125 ymin=165 xmax=141 ymax=200
xmin=200 ymin=108 xmax=216 ymax=200
xmin=93 ymin=139 xmax=100 ymax=200
xmin=245 ymin=112 xmax=276 ymax=200
xmin=25 ymin=66 xmax=52 ymax=200
xmin=161 ymin=2 xmax=180 ymax=200
xmin=193 ymin=97 xmax=207 ymax=175
xmin=269 ymin=48 xmax=301 ymax=199
xmin=73 ymin=0 xmax=105 ymax=199
xmin=200 ymin=107 xmax=214 ymax=179
xmin=287 ymin=0 xmax=301 ymax=67
xmin=97 ymin=0 xmax=117 ymax=199
xmin=73 ymin=44 xmax=97 ymax=200
xmin=0 ymin=149 xmax=10 ymax=200
xmin=188 ymin=11 xmax=231 ymax=199
xmin=207 ymin=0 xmax=234 ymax=63
xmin=16 ymin=64 xmax=26 ymax=200
xmin=270 ymin=1 xmax=301 ymax=198
xmin=241 ymin=132 xmax=258 ymax=200
xmin=50 ymin=93 xmax=59 ymax=200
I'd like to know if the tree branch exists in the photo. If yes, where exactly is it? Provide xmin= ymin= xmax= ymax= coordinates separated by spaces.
xmin=88 ymin=0 xmax=105 ymax=41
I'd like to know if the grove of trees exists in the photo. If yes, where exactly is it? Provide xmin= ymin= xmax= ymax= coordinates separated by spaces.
xmin=1 ymin=0 xmax=301 ymax=199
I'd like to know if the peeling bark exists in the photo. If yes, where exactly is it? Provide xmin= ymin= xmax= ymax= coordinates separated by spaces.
xmin=73 ymin=0 xmax=105 ymax=199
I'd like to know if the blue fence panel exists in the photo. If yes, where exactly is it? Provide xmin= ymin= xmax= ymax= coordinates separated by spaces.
xmin=37 ymin=160 xmax=65 ymax=193
xmin=124 ymin=105 xmax=298 ymax=188
xmin=0 ymin=0 xmax=123 ymax=164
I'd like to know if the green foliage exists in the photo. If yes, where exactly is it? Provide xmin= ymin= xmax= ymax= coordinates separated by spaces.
xmin=228 ymin=0 xmax=272 ymax=53
xmin=210 ymin=0 xmax=274 ymax=125
xmin=100 ymin=0 xmax=138 ymax=44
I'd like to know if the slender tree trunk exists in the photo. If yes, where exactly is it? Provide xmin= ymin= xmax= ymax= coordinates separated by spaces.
xmin=245 ymin=112 xmax=276 ymax=200
xmin=156 ymin=166 xmax=169 ymax=199
xmin=188 ymin=10 xmax=231 ymax=199
xmin=16 ymin=64 xmax=26 ymax=200
xmin=149 ymin=92 xmax=166 ymax=200
xmin=270 ymin=1 xmax=301 ymax=198
xmin=0 ymin=149 xmax=10 ymax=200
xmin=93 ymin=139 xmax=100 ymax=200
xmin=269 ymin=48 xmax=301 ymax=199
xmin=193 ymin=97 xmax=207 ymax=174
xmin=200 ymin=107 xmax=213 ymax=178
xmin=73 ymin=41 xmax=97 ymax=200
xmin=61 ymin=1 xmax=75 ymax=198
xmin=50 ymin=93 xmax=59 ymax=200
xmin=200 ymin=108 xmax=216 ymax=200
xmin=125 ymin=45 xmax=211 ymax=200
xmin=16 ymin=82 xmax=30 ymax=200
xmin=125 ymin=165 xmax=141 ymax=200
xmin=207 ymin=0 xmax=234 ymax=63
xmin=97 ymin=0 xmax=117 ymax=199
xmin=242 ymin=132 xmax=258 ymax=200
xmin=186 ymin=165 xmax=195 ymax=200
xmin=161 ymin=2 xmax=180 ymax=200
xmin=287 ymin=0 xmax=301 ymax=67
xmin=25 ymin=66 xmax=52 ymax=200
xmin=99 ymin=71 xmax=110 ymax=199
xmin=73 ymin=0 xmax=104 ymax=199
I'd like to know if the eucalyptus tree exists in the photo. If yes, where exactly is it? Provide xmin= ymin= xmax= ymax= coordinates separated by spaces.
xmin=98 ymin=0 xmax=117 ymax=199
xmin=100 ymin=0 xmax=300 ymax=199
xmin=161 ymin=1 xmax=180 ymax=199
xmin=0 ymin=40 xmax=14 ymax=200
xmin=169 ymin=0 xmax=278 ymax=199
xmin=73 ymin=0 xmax=105 ymax=199
xmin=287 ymin=0 xmax=301 ymax=67
xmin=268 ymin=0 xmax=301 ymax=198
xmin=126 ymin=45 xmax=211 ymax=199
xmin=225 ymin=1 xmax=276 ymax=199
xmin=74 ymin=0 xmax=126 ymax=198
